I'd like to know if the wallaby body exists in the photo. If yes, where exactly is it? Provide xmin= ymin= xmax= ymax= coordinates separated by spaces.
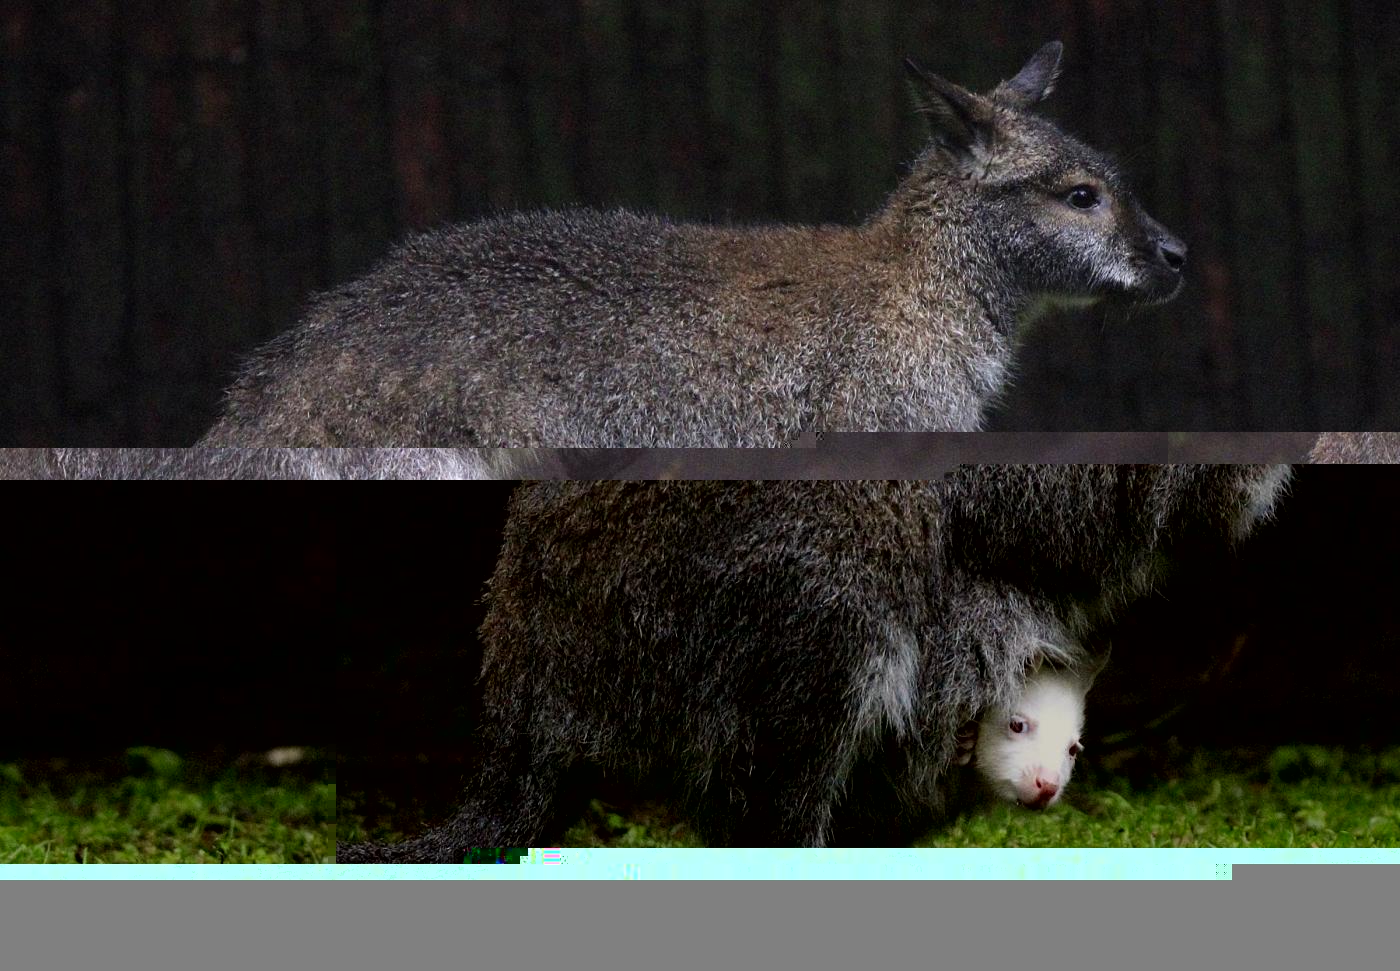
xmin=338 ymin=466 xmax=1284 ymax=859
xmin=207 ymin=42 xmax=1185 ymax=448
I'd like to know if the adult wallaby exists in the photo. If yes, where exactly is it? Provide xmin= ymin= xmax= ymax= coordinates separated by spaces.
xmin=338 ymin=466 xmax=1285 ymax=858
xmin=206 ymin=41 xmax=1185 ymax=449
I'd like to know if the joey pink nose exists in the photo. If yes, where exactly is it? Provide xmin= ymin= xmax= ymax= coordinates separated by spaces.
xmin=1033 ymin=776 xmax=1059 ymax=805
xmin=1019 ymin=777 xmax=1059 ymax=810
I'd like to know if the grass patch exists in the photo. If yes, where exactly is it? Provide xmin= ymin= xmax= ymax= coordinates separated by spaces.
xmin=560 ymin=799 xmax=705 ymax=848
xmin=0 ymin=747 xmax=336 ymax=864
xmin=340 ymin=745 xmax=1400 ymax=850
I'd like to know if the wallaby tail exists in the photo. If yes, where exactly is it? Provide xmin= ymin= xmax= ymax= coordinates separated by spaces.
xmin=336 ymin=836 xmax=460 ymax=864
xmin=338 ymin=712 xmax=574 ymax=863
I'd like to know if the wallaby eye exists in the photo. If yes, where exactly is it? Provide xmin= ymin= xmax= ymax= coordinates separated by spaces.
xmin=1009 ymin=717 xmax=1027 ymax=734
xmin=1066 ymin=185 xmax=1100 ymax=210
xmin=1068 ymin=741 xmax=1083 ymax=758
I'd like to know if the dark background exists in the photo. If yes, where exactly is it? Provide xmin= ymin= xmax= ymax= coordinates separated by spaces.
xmin=5 ymin=1 xmax=1400 ymax=445
xmin=336 ymin=470 xmax=1400 ymax=833
xmin=2 ymin=471 xmax=1391 ymax=813
xmin=1 ymin=492 xmax=337 ymax=758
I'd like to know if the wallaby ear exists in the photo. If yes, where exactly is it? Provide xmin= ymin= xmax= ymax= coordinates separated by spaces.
xmin=991 ymin=40 xmax=1064 ymax=108
xmin=904 ymin=56 xmax=993 ymax=166
xmin=1081 ymin=646 xmax=1112 ymax=690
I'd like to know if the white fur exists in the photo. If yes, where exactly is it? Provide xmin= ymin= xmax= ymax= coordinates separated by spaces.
xmin=974 ymin=666 xmax=1087 ymax=809
xmin=1235 ymin=464 xmax=1292 ymax=538
xmin=852 ymin=622 xmax=920 ymax=744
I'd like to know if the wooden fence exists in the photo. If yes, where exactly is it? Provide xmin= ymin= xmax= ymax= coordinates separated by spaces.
xmin=3 ymin=0 xmax=1397 ymax=443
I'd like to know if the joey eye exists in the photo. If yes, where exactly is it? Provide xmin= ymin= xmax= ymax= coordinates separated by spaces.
xmin=1065 ymin=185 xmax=1100 ymax=210
xmin=1068 ymin=742 xmax=1083 ymax=758
xmin=1009 ymin=718 xmax=1027 ymax=734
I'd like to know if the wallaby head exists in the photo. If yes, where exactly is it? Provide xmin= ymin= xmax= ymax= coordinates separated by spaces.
xmin=895 ymin=41 xmax=1186 ymax=316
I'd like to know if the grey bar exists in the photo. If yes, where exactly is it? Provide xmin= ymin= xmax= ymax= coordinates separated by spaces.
xmin=1 ymin=434 xmax=1335 ymax=483
xmin=1165 ymin=432 xmax=1319 ymax=463
xmin=555 ymin=433 xmax=1326 ymax=478
xmin=1233 ymin=863 xmax=1399 ymax=889
xmin=6 ymin=878 xmax=1387 ymax=971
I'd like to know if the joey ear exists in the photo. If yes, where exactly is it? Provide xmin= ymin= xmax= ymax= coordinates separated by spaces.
xmin=1081 ymin=647 xmax=1112 ymax=690
xmin=904 ymin=56 xmax=993 ymax=167
xmin=991 ymin=40 xmax=1064 ymax=108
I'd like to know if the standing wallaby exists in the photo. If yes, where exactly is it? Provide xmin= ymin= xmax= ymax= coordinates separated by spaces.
xmin=338 ymin=466 xmax=1285 ymax=858
xmin=206 ymin=42 xmax=1185 ymax=449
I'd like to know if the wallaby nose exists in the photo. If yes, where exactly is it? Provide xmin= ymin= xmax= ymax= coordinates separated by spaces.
xmin=1023 ymin=775 xmax=1060 ymax=809
xmin=1157 ymin=235 xmax=1187 ymax=272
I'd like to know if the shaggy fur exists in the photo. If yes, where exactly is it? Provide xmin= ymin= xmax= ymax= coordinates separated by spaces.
xmin=205 ymin=42 xmax=1185 ymax=448
xmin=0 ymin=448 xmax=547 ymax=480
xmin=338 ymin=465 xmax=1287 ymax=859
xmin=1310 ymin=433 xmax=1400 ymax=464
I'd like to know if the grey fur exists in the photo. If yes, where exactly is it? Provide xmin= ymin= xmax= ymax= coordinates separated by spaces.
xmin=1309 ymin=433 xmax=1400 ymax=464
xmin=205 ymin=42 xmax=1185 ymax=448
xmin=0 ymin=448 xmax=553 ymax=480
xmin=338 ymin=465 xmax=1286 ymax=859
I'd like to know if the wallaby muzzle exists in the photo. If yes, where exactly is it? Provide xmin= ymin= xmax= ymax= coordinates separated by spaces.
xmin=1130 ymin=212 xmax=1188 ymax=303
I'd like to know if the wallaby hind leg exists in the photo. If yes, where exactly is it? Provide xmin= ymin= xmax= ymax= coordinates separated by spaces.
xmin=691 ymin=772 xmax=836 ymax=848
xmin=825 ymin=749 xmax=932 ymax=848
xmin=689 ymin=710 xmax=863 ymax=848
xmin=727 ymin=750 xmax=859 ymax=847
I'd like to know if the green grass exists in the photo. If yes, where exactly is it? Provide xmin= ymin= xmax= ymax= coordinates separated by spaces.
xmin=935 ymin=744 xmax=1400 ymax=848
xmin=923 ymin=761 xmax=1400 ymax=850
xmin=0 ymin=747 xmax=337 ymax=864
xmin=559 ymin=798 xmax=705 ymax=848
xmin=342 ymin=745 xmax=1400 ymax=851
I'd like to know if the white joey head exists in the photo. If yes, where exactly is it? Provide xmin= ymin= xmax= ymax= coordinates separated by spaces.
xmin=969 ymin=662 xmax=1100 ymax=810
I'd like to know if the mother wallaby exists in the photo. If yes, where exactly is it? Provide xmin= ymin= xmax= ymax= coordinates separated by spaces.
xmin=206 ymin=42 xmax=1184 ymax=449
xmin=339 ymin=465 xmax=1285 ymax=858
